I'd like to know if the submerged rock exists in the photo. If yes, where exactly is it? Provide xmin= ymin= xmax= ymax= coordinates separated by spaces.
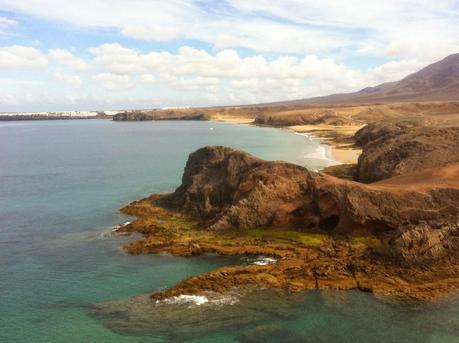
xmin=91 ymin=289 xmax=303 ymax=341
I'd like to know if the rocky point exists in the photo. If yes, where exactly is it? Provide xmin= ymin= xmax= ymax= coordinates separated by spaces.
xmin=117 ymin=131 xmax=459 ymax=300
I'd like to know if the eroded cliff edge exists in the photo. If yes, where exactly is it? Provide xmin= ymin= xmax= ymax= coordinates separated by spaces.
xmin=117 ymin=120 xmax=459 ymax=301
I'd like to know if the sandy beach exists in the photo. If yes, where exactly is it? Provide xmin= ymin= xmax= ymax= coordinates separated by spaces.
xmin=209 ymin=114 xmax=256 ymax=124
xmin=288 ymin=124 xmax=363 ymax=164
xmin=208 ymin=114 xmax=362 ymax=165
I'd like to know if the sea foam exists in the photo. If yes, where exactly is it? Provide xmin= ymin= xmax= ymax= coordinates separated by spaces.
xmin=295 ymin=132 xmax=341 ymax=166
xmin=158 ymin=293 xmax=239 ymax=307
xmin=253 ymin=256 xmax=277 ymax=266
xmin=112 ymin=221 xmax=131 ymax=232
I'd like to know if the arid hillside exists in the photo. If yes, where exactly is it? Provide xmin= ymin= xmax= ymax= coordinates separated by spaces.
xmin=113 ymin=101 xmax=459 ymax=127
xmin=269 ymin=53 xmax=459 ymax=105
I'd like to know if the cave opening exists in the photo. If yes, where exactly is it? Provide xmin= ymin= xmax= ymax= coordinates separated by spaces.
xmin=319 ymin=215 xmax=340 ymax=232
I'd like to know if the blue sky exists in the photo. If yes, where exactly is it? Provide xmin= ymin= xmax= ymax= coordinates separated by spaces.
xmin=0 ymin=0 xmax=458 ymax=112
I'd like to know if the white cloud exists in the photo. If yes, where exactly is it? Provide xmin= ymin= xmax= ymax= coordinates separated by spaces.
xmin=227 ymin=0 xmax=459 ymax=58
xmin=208 ymin=20 xmax=346 ymax=54
xmin=0 ymin=45 xmax=48 ymax=69
xmin=364 ymin=59 xmax=428 ymax=85
xmin=89 ymin=43 xmax=146 ymax=74
xmin=383 ymin=35 xmax=459 ymax=61
xmin=228 ymin=0 xmax=458 ymax=31
xmin=0 ymin=1 xmax=457 ymax=111
xmin=121 ymin=25 xmax=180 ymax=41
xmin=0 ymin=16 xmax=17 ymax=32
xmin=93 ymin=73 xmax=132 ymax=90
xmin=49 ymin=49 xmax=90 ymax=71
xmin=140 ymin=74 xmax=156 ymax=83
xmin=0 ymin=41 xmax=445 ymax=111
xmin=1 ymin=0 xmax=458 ymax=57
xmin=71 ymin=42 xmax=454 ymax=105
xmin=89 ymin=44 xmax=362 ymax=85
xmin=0 ymin=0 xmax=197 ymax=28
xmin=161 ymin=74 xmax=220 ymax=92
xmin=88 ymin=43 xmax=428 ymax=103
xmin=55 ymin=73 xmax=82 ymax=87
xmin=0 ymin=3 xmax=343 ymax=54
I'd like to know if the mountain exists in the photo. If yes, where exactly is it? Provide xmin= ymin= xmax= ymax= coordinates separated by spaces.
xmin=272 ymin=53 xmax=459 ymax=106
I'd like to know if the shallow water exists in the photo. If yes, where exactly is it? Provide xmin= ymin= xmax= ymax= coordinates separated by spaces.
xmin=93 ymin=289 xmax=459 ymax=343
xmin=1 ymin=120 xmax=458 ymax=342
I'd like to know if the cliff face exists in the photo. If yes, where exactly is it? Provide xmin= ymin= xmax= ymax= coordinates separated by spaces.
xmin=159 ymin=146 xmax=459 ymax=265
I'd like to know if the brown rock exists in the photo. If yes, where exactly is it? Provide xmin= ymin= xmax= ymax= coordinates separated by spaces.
xmin=157 ymin=146 xmax=459 ymax=264
xmin=355 ymin=118 xmax=459 ymax=182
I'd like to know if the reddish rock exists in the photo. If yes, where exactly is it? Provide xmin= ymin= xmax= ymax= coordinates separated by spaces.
xmin=158 ymin=146 xmax=459 ymax=265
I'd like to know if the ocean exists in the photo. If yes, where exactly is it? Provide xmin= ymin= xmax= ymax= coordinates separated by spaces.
xmin=1 ymin=119 xmax=458 ymax=342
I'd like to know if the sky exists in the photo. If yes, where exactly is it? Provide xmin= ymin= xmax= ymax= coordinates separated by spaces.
xmin=0 ymin=0 xmax=458 ymax=112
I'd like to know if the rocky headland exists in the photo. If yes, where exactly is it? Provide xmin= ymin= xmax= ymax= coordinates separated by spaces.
xmin=116 ymin=117 xmax=459 ymax=301
xmin=111 ymin=53 xmax=459 ymax=302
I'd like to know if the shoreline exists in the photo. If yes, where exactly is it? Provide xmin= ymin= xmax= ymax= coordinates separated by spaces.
xmin=287 ymin=124 xmax=363 ymax=165
xmin=107 ymin=116 xmax=459 ymax=304
xmin=2 ymin=114 xmax=360 ymax=166
xmin=208 ymin=115 xmax=361 ymax=166
xmin=117 ymin=193 xmax=459 ymax=302
xmin=112 ymin=143 xmax=459 ymax=303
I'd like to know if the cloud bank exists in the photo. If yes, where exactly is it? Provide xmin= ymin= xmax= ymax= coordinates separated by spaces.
xmin=0 ymin=0 xmax=457 ymax=110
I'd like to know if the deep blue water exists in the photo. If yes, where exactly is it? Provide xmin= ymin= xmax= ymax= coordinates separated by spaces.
xmin=1 ymin=119 xmax=458 ymax=342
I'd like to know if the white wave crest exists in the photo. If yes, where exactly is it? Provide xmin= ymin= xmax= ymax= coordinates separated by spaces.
xmin=162 ymin=295 xmax=209 ymax=306
xmin=158 ymin=293 xmax=239 ymax=307
xmin=294 ymin=132 xmax=340 ymax=166
xmin=294 ymin=132 xmax=317 ymax=141
xmin=253 ymin=256 xmax=277 ymax=266
xmin=304 ymin=145 xmax=329 ymax=160
xmin=112 ymin=221 xmax=131 ymax=232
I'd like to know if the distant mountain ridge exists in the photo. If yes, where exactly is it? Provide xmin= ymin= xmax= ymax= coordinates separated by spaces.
xmin=270 ymin=53 xmax=459 ymax=106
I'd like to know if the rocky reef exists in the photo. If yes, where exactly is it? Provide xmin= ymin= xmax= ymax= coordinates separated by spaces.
xmin=118 ymin=137 xmax=459 ymax=300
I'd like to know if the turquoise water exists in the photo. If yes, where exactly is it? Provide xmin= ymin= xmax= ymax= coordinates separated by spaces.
xmin=1 ymin=120 xmax=458 ymax=342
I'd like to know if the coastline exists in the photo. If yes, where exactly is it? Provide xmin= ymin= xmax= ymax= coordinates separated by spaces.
xmin=208 ymin=115 xmax=361 ymax=166
xmin=209 ymin=114 xmax=256 ymax=124
xmin=288 ymin=124 xmax=363 ymax=165
xmin=104 ymin=115 xmax=459 ymax=304
xmin=112 ymin=142 xmax=459 ymax=302
xmin=117 ymin=188 xmax=459 ymax=302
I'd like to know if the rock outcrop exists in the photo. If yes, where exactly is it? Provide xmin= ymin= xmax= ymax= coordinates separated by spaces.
xmin=254 ymin=110 xmax=357 ymax=126
xmin=117 ymin=145 xmax=459 ymax=300
xmin=157 ymin=146 xmax=459 ymax=265
xmin=113 ymin=110 xmax=210 ymax=121
xmin=355 ymin=118 xmax=459 ymax=182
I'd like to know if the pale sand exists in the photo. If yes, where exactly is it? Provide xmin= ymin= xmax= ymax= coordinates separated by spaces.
xmin=289 ymin=124 xmax=363 ymax=164
xmin=329 ymin=147 xmax=362 ymax=165
xmin=209 ymin=115 xmax=255 ymax=124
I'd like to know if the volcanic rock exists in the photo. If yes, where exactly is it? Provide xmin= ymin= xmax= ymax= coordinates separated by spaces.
xmin=158 ymin=146 xmax=459 ymax=265
xmin=355 ymin=118 xmax=459 ymax=182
